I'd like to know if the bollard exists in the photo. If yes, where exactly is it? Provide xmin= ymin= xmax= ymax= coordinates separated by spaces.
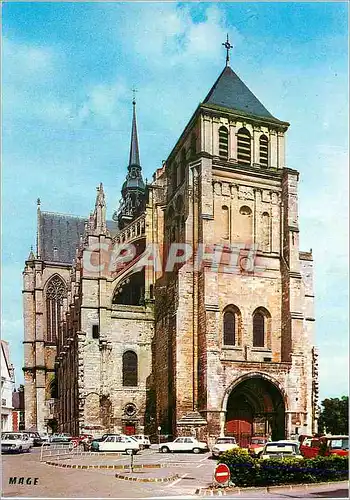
xmin=126 ymin=449 xmax=134 ymax=473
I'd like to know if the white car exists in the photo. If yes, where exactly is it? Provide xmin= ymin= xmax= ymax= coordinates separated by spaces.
xmin=261 ymin=441 xmax=303 ymax=460
xmin=133 ymin=434 xmax=151 ymax=449
xmin=160 ymin=436 xmax=209 ymax=454
xmin=94 ymin=434 xmax=140 ymax=454
xmin=1 ymin=432 xmax=32 ymax=453
xmin=212 ymin=436 xmax=239 ymax=458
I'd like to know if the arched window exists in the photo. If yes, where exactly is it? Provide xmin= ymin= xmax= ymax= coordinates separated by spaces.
xmin=123 ymin=351 xmax=138 ymax=386
xmin=237 ymin=128 xmax=251 ymax=165
xmin=219 ymin=126 xmax=229 ymax=159
xmin=112 ymin=270 xmax=145 ymax=306
xmin=259 ymin=135 xmax=268 ymax=167
xmin=253 ymin=312 xmax=265 ymax=347
xmin=46 ymin=275 xmax=66 ymax=344
xmin=223 ymin=311 xmax=235 ymax=345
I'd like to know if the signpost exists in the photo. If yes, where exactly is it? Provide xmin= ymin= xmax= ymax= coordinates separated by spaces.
xmin=214 ymin=463 xmax=230 ymax=487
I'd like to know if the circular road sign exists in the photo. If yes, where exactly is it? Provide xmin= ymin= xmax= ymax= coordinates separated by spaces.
xmin=214 ymin=463 xmax=230 ymax=485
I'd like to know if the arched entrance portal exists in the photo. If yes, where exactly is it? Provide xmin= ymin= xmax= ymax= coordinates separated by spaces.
xmin=225 ymin=376 xmax=285 ymax=447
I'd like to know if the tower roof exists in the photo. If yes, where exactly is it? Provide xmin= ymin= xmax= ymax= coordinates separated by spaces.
xmin=203 ymin=65 xmax=275 ymax=120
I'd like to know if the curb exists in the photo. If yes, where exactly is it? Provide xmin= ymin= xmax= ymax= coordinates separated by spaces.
xmin=45 ymin=461 xmax=163 ymax=470
xmin=115 ymin=471 xmax=179 ymax=483
xmin=195 ymin=480 xmax=349 ymax=496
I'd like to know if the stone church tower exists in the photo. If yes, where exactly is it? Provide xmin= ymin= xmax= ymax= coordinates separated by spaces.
xmin=23 ymin=43 xmax=318 ymax=441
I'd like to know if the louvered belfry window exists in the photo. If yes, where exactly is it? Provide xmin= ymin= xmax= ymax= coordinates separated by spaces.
xmin=123 ymin=351 xmax=138 ymax=386
xmin=46 ymin=275 xmax=66 ymax=343
xmin=237 ymin=128 xmax=251 ymax=165
xmin=260 ymin=134 xmax=268 ymax=167
xmin=219 ymin=126 xmax=229 ymax=159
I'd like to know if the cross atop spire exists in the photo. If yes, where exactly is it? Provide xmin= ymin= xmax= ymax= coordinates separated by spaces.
xmin=132 ymin=87 xmax=138 ymax=105
xmin=222 ymin=33 xmax=233 ymax=67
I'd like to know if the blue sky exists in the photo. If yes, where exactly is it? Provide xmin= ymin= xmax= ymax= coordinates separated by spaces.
xmin=2 ymin=2 xmax=348 ymax=400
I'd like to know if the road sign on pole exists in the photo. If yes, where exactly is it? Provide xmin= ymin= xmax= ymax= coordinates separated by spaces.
xmin=214 ymin=463 xmax=230 ymax=486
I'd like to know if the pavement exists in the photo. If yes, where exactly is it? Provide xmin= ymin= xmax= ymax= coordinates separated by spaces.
xmin=2 ymin=446 xmax=348 ymax=499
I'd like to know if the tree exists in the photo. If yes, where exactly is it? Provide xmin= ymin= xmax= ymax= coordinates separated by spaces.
xmin=318 ymin=396 xmax=348 ymax=435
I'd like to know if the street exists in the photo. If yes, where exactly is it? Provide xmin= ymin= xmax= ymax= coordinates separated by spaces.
xmin=1 ymin=446 xmax=348 ymax=499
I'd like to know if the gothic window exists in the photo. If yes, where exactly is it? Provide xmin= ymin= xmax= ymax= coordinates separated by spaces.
xmin=219 ymin=126 xmax=229 ymax=159
xmin=237 ymin=128 xmax=251 ymax=165
xmin=260 ymin=135 xmax=268 ymax=167
xmin=123 ymin=351 xmax=138 ymax=387
xmin=46 ymin=275 xmax=66 ymax=344
xmin=223 ymin=312 xmax=235 ymax=345
xmin=253 ymin=311 xmax=265 ymax=347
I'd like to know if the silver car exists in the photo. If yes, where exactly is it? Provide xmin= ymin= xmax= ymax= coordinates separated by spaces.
xmin=1 ymin=432 xmax=32 ymax=453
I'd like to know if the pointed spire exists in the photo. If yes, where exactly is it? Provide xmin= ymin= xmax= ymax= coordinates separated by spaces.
xmin=129 ymin=97 xmax=140 ymax=168
xmin=27 ymin=245 xmax=35 ymax=261
xmin=114 ymin=97 xmax=146 ymax=229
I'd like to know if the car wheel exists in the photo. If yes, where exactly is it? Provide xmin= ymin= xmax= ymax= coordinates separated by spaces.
xmin=193 ymin=447 xmax=201 ymax=454
xmin=161 ymin=446 xmax=169 ymax=453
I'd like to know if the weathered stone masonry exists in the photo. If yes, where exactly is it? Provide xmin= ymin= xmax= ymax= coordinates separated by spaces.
xmin=23 ymin=60 xmax=318 ymax=441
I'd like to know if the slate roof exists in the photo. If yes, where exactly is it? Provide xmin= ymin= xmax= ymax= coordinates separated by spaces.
xmin=39 ymin=212 xmax=119 ymax=264
xmin=203 ymin=66 xmax=277 ymax=120
xmin=39 ymin=212 xmax=86 ymax=264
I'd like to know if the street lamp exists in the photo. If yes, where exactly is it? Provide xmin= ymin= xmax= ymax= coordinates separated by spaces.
xmin=295 ymin=421 xmax=301 ymax=437
xmin=157 ymin=426 xmax=161 ymax=451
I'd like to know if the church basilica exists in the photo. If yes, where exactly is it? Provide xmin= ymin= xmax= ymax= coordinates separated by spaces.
xmin=23 ymin=43 xmax=319 ymax=445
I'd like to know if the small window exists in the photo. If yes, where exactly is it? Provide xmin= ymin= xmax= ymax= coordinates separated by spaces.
xmin=253 ymin=312 xmax=265 ymax=347
xmin=237 ymin=128 xmax=251 ymax=165
xmin=123 ymin=351 xmax=138 ymax=386
xmin=219 ymin=126 xmax=229 ymax=159
xmin=260 ymin=135 xmax=268 ymax=167
xmin=223 ymin=311 xmax=235 ymax=345
xmin=92 ymin=325 xmax=99 ymax=339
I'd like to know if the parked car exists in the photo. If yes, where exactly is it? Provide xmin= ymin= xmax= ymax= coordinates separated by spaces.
xmin=248 ymin=436 xmax=269 ymax=457
xmin=300 ymin=435 xmax=349 ymax=458
xmin=160 ymin=436 xmax=209 ymax=454
xmin=260 ymin=441 xmax=303 ymax=460
xmin=1 ymin=432 xmax=32 ymax=454
xmin=40 ymin=432 xmax=51 ymax=444
xmin=90 ymin=434 xmax=139 ymax=454
xmin=211 ymin=436 xmax=238 ymax=458
xmin=23 ymin=431 xmax=44 ymax=447
xmin=133 ymin=434 xmax=151 ymax=449
xmin=49 ymin=433 xmax=72 ymax=443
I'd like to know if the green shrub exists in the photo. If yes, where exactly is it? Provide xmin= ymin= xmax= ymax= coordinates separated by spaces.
xmin=218 ymin=450 xmax=348 ymax=487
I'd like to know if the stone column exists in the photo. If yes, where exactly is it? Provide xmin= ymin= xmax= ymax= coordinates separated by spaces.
xmin=269 ymin=130 xmax=278 ymax=169
xmin=229 ymin=120 xmax=237 ymax=161
xmin=212 ymin=118 xmax=220 ymax=157
xmin=253 ymin=127 xmax=260 ymax=166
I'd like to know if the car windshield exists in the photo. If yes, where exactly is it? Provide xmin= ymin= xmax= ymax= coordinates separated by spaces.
xmin=265 ymin=444 xmax=297 ymax=454
xmin=329 ymin=438 xmax=349 ymax=450
xmin=216 ymin=438 xmax=236 ymax=444
xmin=2 ymin=434 xmax=22 ymax=440
xmin=251 ymin=439 xmax=266 ymax=444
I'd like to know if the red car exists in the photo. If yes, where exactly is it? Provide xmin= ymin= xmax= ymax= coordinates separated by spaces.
xmin=247 ymin=436 xmax=269 ymax=457
xmin=300 ymin=435 xmax=349 ymax=458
